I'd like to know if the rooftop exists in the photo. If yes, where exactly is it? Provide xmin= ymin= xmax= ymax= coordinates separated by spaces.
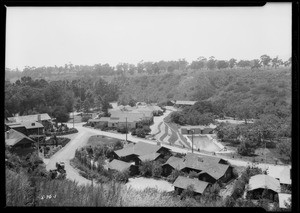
xmin=248 ymin=174 xmax=281 ymax=193
xmin=5 ymin=129 xmax=35 ymax=146
xmin=7 ymin=113 xmax=51 ymax=123
xmin=114 ymin=141 xmax=169 ymax=158
xmin=173 ymin=176 xmax=210 ymax=194
xmin=107 ymin=159 xmax=133 ymax=172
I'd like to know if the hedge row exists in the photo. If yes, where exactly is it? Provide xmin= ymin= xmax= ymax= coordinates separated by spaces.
xmin=45 ymin=128 xmax=78 ymax=136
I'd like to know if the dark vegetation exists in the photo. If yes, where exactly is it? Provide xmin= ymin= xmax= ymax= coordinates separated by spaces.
xmin=5 ymin=76 xmax=119 ymax=119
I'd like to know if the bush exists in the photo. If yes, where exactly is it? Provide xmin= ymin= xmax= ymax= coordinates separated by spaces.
xmin=167 ymin=169 xmax=186 ymax=183
xmin=237 ymin=142 xmax=255 ymax=156
xmin=139 ymin=160 xmax=153 ymax=177
xmin=112 ymin=170 xmax=130 ymax=183
xmin=152 ymin=162 xmax=163 ymax=178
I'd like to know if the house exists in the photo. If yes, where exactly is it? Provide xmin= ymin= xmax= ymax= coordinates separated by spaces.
xmin=107 ymin=159 xmax=138 ymax=176
xmin=5 ymin=129 xmax=35 ymax=149
xmin=279 ymin=167 xmax=291 ymax=186
xmin=174 ymin=100 xmax=197 ymax=108
xmin=7 ymin=113 xmax=52 ymax=127
xmin=88 ymin=117 xmax=110 ymax=127
xmin=247 ymin=174 xmax=281 ymax=200
xmin=278 ymin=193 xmax=291 ymax=209
xmin=6 ymin=121 xmax=44 ymax=136
xmin=173 ymin=176 xmax=211 ymax=195
xmin=162 ymin=153 xmax=232 ymax=184
xmin=22 ymin=122 xmax=44 ymax=136
xmin=113 ymin=141 xmax=171 ymax=165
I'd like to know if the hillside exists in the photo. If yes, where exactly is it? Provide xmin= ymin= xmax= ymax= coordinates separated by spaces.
xmin=116 ymin=68 xmax=291 ymax=106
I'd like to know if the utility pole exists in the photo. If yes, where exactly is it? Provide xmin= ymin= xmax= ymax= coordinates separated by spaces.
xmin=191 ymin=130 xmax=194 ymax=153
xmin=73 ymin=109 xmax=75 ymax=128
xmin=125 ymin=117 xmax=128 ymax=142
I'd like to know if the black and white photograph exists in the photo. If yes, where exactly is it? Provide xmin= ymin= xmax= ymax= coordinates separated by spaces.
xmin=5 ymin=3 xmax=292 ymax=209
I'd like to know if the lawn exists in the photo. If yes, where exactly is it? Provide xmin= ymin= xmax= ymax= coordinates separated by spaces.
xmin=125 ymin=177 xmax=174 ymax=192
xmin=87 ymin=135 xmax=121 ymax=147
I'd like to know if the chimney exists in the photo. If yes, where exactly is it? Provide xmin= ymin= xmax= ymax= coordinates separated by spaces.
xmin=37 ymin=114 xmax=41 ymax=122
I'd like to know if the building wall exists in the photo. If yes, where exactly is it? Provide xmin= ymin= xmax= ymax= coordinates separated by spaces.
xmin=162 ymin=164 xmax=174 ymax=177
xmin=27 ymin=127 xmax=44 ymax=136
xmin=198 ymin=173 xmax=216 ymax=184
xmin=218 ymin=167 xmax=233 ymax=183
xmin=10 ymin=126 xmax=27 ymax=135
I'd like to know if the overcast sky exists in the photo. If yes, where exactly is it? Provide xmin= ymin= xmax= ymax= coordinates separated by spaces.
xmin=6 ymin=3 xmax=291 ymax=70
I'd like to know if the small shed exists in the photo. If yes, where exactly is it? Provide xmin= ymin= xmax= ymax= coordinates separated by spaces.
xmin=173 ymin=176 xmax=210 ymax=195
xmin=247 ymin=174 xmax=281 ymax=200
xmin=107 ymin=159 xmax=138 ymax=176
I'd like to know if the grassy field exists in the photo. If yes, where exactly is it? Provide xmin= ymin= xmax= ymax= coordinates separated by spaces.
xmin=87 ymin=135 xmax=121 ymax=147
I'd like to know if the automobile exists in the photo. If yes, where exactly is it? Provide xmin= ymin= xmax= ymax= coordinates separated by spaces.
xmin=56 ymin=161 xmax=65 ymax=170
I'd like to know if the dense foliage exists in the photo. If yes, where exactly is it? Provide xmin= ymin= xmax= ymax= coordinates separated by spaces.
xmin=5 ymin=76 xmax=119 ymax=118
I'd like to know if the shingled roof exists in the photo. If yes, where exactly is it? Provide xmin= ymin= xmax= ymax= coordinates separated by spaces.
xmin=138 ymin=153 xmax=162 ymax=162
xmin=7 ymin=113 xmax=51 ymax=123
xmin=5 ymin=129 xmax=35 ymax=146
xmin=163 ymin=153 xmax=230 ymax=179
xmin=107 ymin=159 xmax=133 ymax=172
xmin=248 ymin=174 xmax=281 ymax=193
xmin=173 ymin=176 xmax=210 ymax=194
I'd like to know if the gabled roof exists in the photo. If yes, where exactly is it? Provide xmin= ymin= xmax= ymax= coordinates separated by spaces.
xmin=278 ymin=193 xmax=291 ymax=209
xmin=114 ymin=146 xmax=136 ymax=157
xmin=279 ymin=167 xmax=291 ymax=185
xmin=5 ymin=129 xmax=35 ymax=146
xmin=7 ymin=113 xmax=51 ymax=123
xmin=248 ymin=174 xmax=281 ymax=193
xmin=198 ymin=164 xmax=230 ymax=180
xmin=163 ymin=156 xmax=186 ymax=170
xmin=163 ymin=153 xmax=230 ymax=179
xmin=107 ymin=159 xmax=133 ymax=172
xmin=138 ymin=153 xmax=162 ymax=162
xmin=185 ymin=153 xmax=223 ymax=165
xmin=173 ymin=176 xmax=210 ymax=194
xmin=22 ymin=121 xmax=44 ymax=129
xmin=110 ymin=111 xmax=145 ymax=122
xmin=114 ymin=141 xmax=169 ymax=158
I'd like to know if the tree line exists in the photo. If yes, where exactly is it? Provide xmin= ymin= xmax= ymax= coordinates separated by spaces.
xmin=5 ymin=76 xmax=119 ymax=121
xmin=5 ymin=54 xmax=291 ymax=81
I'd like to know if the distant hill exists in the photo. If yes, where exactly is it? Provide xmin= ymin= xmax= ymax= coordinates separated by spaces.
xmin=115 ymin=68 xmax=291 ymax=105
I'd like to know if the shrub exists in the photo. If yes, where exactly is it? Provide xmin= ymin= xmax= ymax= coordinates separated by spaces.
xmin=139 ymin=160 xmax=153 ymax=177
xmin=167 ymin=169 xmax=186 ymax=183
xmin=188 ymin=171 xmax=198 ymax=179
xmin=237 ymin=142 xmax=255 ymax=156
xmin=180 ymin=185 xmax=195 ymax=199
xmin=152 ymin=162 xmax=163 ymax=178
xmin=112 ymin=170 xmax=130 ymax=183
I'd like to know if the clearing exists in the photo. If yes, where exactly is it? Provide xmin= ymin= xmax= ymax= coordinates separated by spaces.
xmin=125 ymin=177 xmax=174 ymax=192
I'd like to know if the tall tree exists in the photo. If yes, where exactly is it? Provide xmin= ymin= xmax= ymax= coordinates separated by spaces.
xmin=229 ymin=58 xmax=237 ymax=69
xmin=260 ymin=54 xmax=272 ymax=69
